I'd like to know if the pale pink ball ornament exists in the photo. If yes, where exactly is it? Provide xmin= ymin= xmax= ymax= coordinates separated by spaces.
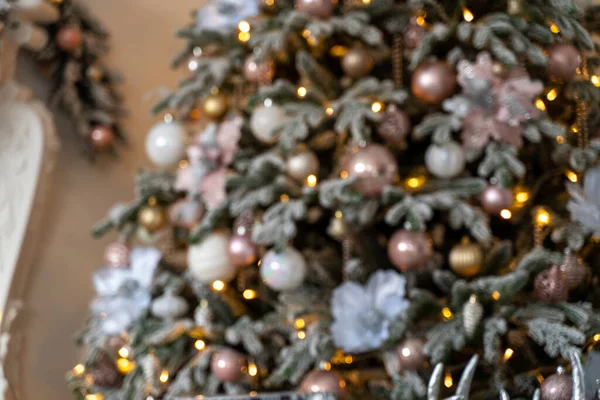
xmin=547 ymin=43 xmax=581 ymax=81
xmin=57 ymin=25 xmax=83 ymax=52
xmin=104 ymin=242 xmax=129 ymax=268
xmin=411 ymin=61 xmax=457 ymax=104
xmin=480 ymin=185 xmax=513 ymax=215
xmin=346 ymin=144 xmax=398 ymax=197
xmin=300 ymin=370 xmax=348 ymax=400
xmin=244 ymin=55 xmax=275 ymax=83
xmin=89 ymin=126 xmax=115 ymax=151
xmin=387 ymin=230 xmax=432 ymax=272
xmin=228 ymin=235 xmax=258 ymax=267
xmin=295 ymin=0 xmax=336 ymax=18
xmin=211 ymin=348 xmax=245 ymax=383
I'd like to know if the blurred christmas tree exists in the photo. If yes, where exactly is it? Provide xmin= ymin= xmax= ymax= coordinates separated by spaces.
xmin=69 ymin=1 xmax=600 ymax=399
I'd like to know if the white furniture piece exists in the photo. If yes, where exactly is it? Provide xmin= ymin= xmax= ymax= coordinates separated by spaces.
xmin=0 ymin=2 xmax=59 ymax=399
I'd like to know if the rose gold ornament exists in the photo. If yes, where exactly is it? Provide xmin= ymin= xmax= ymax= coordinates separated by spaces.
xmin=300 ymin=369 xmax=348 ymax=400
xmin=244 ymin=55 xmax=275 ymax=83
xmin=346 ymin=144 xmax=398 ymax=196
xmin=341 ymin=48 xmax=373 ymax=78
xmin=168 ymin=200 xmax=204 ymax=230
xmin=295 ymin=0 xmax=336 ymax=18
xmin=480 ymin=185 xmax=513 ymax=215
xmin=228 ymin=235 xmax=258 ymax=267
xmin=411 ymin=61 xmax=457 ymax=104
xmin=547 ymin=43 xmax=581 ymax=81
xmin=377 ymin=105 xmax=411 ymax=145
xmin=89 ymin=126 xmax=115 ymax=151
xmin=396 ymin=338 xmax=427 ymax=370
xmin=534 ymin=265 xmax=569 ymax=303
xmin=287 ymin=151 xmax=320 ymax=182
xmin=387 ymin=230 xmax=432 ymax=272
xmin=540 ymin=370 xmax=573 ymax=400
xmin=57 ymin=25 xmax=83 ymax=52
xmin=104 ymin=242 xmax=129 ymax=268
xmin=560 ymin=251 xmax=588 ymax=289
xmin=211 ymin=348 xmax=245 ymax=382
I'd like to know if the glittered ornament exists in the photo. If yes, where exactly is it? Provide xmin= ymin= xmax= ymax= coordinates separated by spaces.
xmin=346 ymin=144 xmax=398 ymax=196
xmin=203 ymin=93 xmax=230 ymax=120
xmin=541 ymin=370 xmax=573 ymax=400
xmin=341 ymin=48 xmax=373 ymax=78
xmin=287 ymin=151 xmax=320 ymax=182
xmin=396 ymin=338 xmax=426 ymax=371
xmin=151 ymin=291 xmax=189 ymax=320
xmin=244 ymin=55 xmax=275 ymax=83
xmin=560 ymin=250 xmax=588 ymax=289
xmin=300 ymin=369 xmax=348 ymax=400
xmin=250 ymin=105 xmax=286 ymax=144
xmin=534 ymin=265 xmax=569 ymax=304
xmin=387 ymin=230 xmax=432 ymax=272
xmin=89 ymin=126 xmax=114 ymax=151
xmin=295 ymin=0 xmax=336 ymax=19
xmin=138 ymin=204 xmax=168 ymax=233
xmin=211 ymin=348 xmax=245 ymax=382
xmin=57 ymin=25 xmax=83 ymax=52
xmin=260 ymin=247 xmax=307 ymax=291
xmin=145 ymin=121 xmax=187 ymax=168
xmin=89 ymin=353 xmax=123 ymax=388
xmin=411 ymin=61 xmax=457 ymax=104
xmin=480 ymin=185 xmax=513 ymax=215
xmin=462 ymin=295 xmax=483 ymax=337
xmin=377 ymin=105 xmax=411 ymax=145
xmin=104 ymin=242 xmax=129 ymax=268
xmin=547 ymin=43 xmax=581 ymax=81
xmin=449 ymin=240 xmax=483 ymax=277
xmin=188 ymin=233 xmax=238 ymax=283
xmin=169 ymin=200 xmax=204 ymax=230
xmin=228 ymin=235 xmax=258 ymax=267
xmin=425 ymin=142 xmax=465 ymax=179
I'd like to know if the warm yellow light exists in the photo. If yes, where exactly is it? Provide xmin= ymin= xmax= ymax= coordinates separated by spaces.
xmin=416 ymin=15 xmax=426 ymax=26
xmin=500 ymin=209 xmax=512 ymax=220
xmin=73 ymin=364 xmax=85 ymax=376
xmin=195 ymin=340 xmax=206 ymax=350
xmin=248 ymin=363 xmax=258 ymax=377
xmin=302 ymin=29 xmax=311 ymax=38
xmin=297 ymin=86 xmax=308 ymax=98
xmin=280 ymin=194 xmax=290 ymax=203
xmin=212 ymin=280 xmax=226 ymax=292
xmin=362 ymin=0 xmax=371 ymax=3
xmin=243 ymin=289 xmax=257 ymax=300
xmin=86 ymin=394 xmax=104 ymax=400
xmin=515 ymin=191 xmax=529 ymax=204
xmin=442 ymin=307 xmax=453 ymax=320
xmin=504 ymin=348 xmax=515 ymax=361
xmin=163 ymin=113 xmax=174 ymax=123
xmin=406 ymin=176 xmax=426 ymax=189
xmin=340 ymin=170 xmax=349 ymax=179
xmin=335 ymin=210 xmax=343 ymax=219
xmin=307 ymin=175 xmax=318 ymax=187
xmin=265 ymin=0 xmax=274 ymax=5
xmin=492 ymin=291 xmax=501 ymax=301
xmin=556 ymin=136 xmax=564 ymax=144
xmin=572 ymin=125 xmax=579 ymax=133
xmin=592 ymin=76 xmax=600 ymax=87
xmin=566 ymin=170 xmax=578 ymax=183
xmin=594 ymin=333 xmax=600 ymax=342
xmin=249 ymin=392 xmax=257 ymax=397
xmin=298 ymin=331 xmax=306 ymax=340
xmin=371 ymin=102 xmax=384 ymax=113
xmin=537 ymin=374 xmax=545 ymax=384
xmin=444 ymin=372 xmax=453 ymax=388
xmin=117 ymin=358 xmax=136 ymax=374
xmin=546 ymin=89 xmax=558 ymax=101
xmin=535 ymin=99 xmax=546 ymax=111
xmin=463 ymin=8 xmax=474 ymax=22
xmin=550 ymin=23 xmax=560 ymax=34
xmin=325 ymin=107 xmax=334 ymax=116
xmin=344 ymin=355 xmax=353 ymax=364
xmin=179 ymin=160 xmax=189 ymax=169
xmin=323 ymin=361 xmax=332 ymax=371
xmin=294 ymin=319 xmax=306 ymax=329
xmin=238 ymin=32 xmax=251 ymax=42
xmin=330 ymin=45 xmax=348 ymax=57
xmin=238 ymin=21 xmax=251 ymax=33
xmin=536 ymin=209 xmax=551 ymax=226
xmin=159 ymin=370 xmax=169 ymax=383
xmin=118 ymin=347 xmax=129 ymax=359
xmin=306 ymin=35 xmax=318 ymax=46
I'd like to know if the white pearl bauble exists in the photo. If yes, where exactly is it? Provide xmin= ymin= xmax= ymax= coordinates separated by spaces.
xmin=145 ymin=122 xmax=187 ymax=168
xmin=151 ymin=292 xmax=189 ymax=320
xmin=250 ymin=105 xmax=286 ymax=144
xmin=260 ymin=247 xmax=307 ymax=291
xmin=287 ymin=151 xmax=320 ymax=182
xmin=425 ymin=141 xmax=465 ymax=179
xmin=188 ymin=233 xmax=237 ymax=283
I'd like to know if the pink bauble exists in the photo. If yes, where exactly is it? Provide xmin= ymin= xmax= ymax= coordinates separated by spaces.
xmin=300 ymin=370 xmax=347 ymax=400
xmin=295 ymin=0 xmax=336 ymax=18
xmin=57 ymin=25 xmax=83 ymax=52
xmin=411 ymin=61 xmax=457 ymax=104
xmin=104 ymin=242 xmax=129 ymax=268
xmin=346 ymin=144 xmax=398 ymax=196
xmin=211 ymin=348 xmax=245 ymax=382
xmin=388 ymin=230 xmax=432 ymax=272
xmin=540 ymin=372 xmax=573 ymax=400
xmin=90 ymin=126 xmax=115 ymax=151
xmin=244 ymin=55 xmax=275 ymax=83
xmin=377 ymin=105 xmax=411 ymax=145
xmin=480 ymin=186 xmax=513 ymax=215
xmin=547 ymin=43 xmax=581 ymax=81
xmin=228 ymin=235 xmax=258 ymax=267
xmin=396 ymin=338 xmax=427 ymax=370
xmin=169 ymin=200 xmax=204 ymax=229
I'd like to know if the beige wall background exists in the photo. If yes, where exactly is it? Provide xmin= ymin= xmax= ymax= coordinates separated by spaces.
xmin=16 ymin=1 xmax=202 ymax=399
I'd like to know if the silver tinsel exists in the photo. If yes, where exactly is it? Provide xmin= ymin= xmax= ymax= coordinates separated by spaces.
xmin=463 ymin=295 xmax=484 ymax=337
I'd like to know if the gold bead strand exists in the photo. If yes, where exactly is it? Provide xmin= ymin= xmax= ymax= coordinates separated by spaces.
xmin=392 ymin=35 xmax=403 ymax=87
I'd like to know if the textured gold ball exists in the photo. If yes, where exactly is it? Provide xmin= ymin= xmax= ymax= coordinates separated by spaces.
xmin=138 ymin=205 xmax=168 ymax=233
xmin=449 ymin=240 xmax=483 ymax=277
xmin=203 ymin=94 xmax=229 ymax=120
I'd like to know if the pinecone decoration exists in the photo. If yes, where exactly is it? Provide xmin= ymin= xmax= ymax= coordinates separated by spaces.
xmin=89 ymin=353 xmax=123 ymax=388
xmin=463 ymin=295 xmax=484 ymax=337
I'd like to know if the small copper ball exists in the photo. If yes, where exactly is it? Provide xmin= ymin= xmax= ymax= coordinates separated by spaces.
xmin=540 ymin=372 xmax=573 ymax=400
xmin=480 ymin=185 xmax=513 ymax=215
xmin=411 ymin=61 xmax=457 ymax=104
xmin=534 ymin=265 xmax=569 ymax=304
xmin=203 ymin=94 xmax=229 ymax=120
xmin=396 ymin=338 xmax=427 ymax=371
xmin=346 ymin=144 xmax=398 ymax=197
xmin=57 ymin=25 xmax=83 ymax=52
xmin=341 ymin=48 xmax=374 ymax=78
xmin=388 ymin=230 xmax=432 ymax=272
xmin=244 ymin=55 xmax=275 ymax=83
xmin=138 ymin=205 xmax=168 ymax=233
xmin=228 ymin=235 xmax=258 ymax=267
xmin=211 ymin=348 xmax=245 ymax=382
xmin=90 ymin=126 xmax=115 ymax=151
xmin=300 ymin=369 xmax=348 ymax=400
xmin=547 ymin=43 xmax=581 ymax=81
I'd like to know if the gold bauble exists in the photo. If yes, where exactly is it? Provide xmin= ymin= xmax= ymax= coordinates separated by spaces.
xmin=202 ymin=94 xmax=229 ymax=120
xmin=449 ymin=239 xmax=483 ymax=277
xmin=138 ymin=205 xmax=168 ymax=233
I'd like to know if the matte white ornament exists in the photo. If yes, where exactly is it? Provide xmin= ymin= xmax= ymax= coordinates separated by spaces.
xmin=188 ymin=233 xmax=237 ymax=283
xmin=425 ymin=141 xmax=465 ymax=179
xmin=145 ymin=121 xmax=187 ymax=168
xmin=151 ymin=292 xmax=189 ymax=320
xmin=250 ymin=105 xmax=286 ymax=144
xmin=260 ymin=247 xmax=307 ymax=291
